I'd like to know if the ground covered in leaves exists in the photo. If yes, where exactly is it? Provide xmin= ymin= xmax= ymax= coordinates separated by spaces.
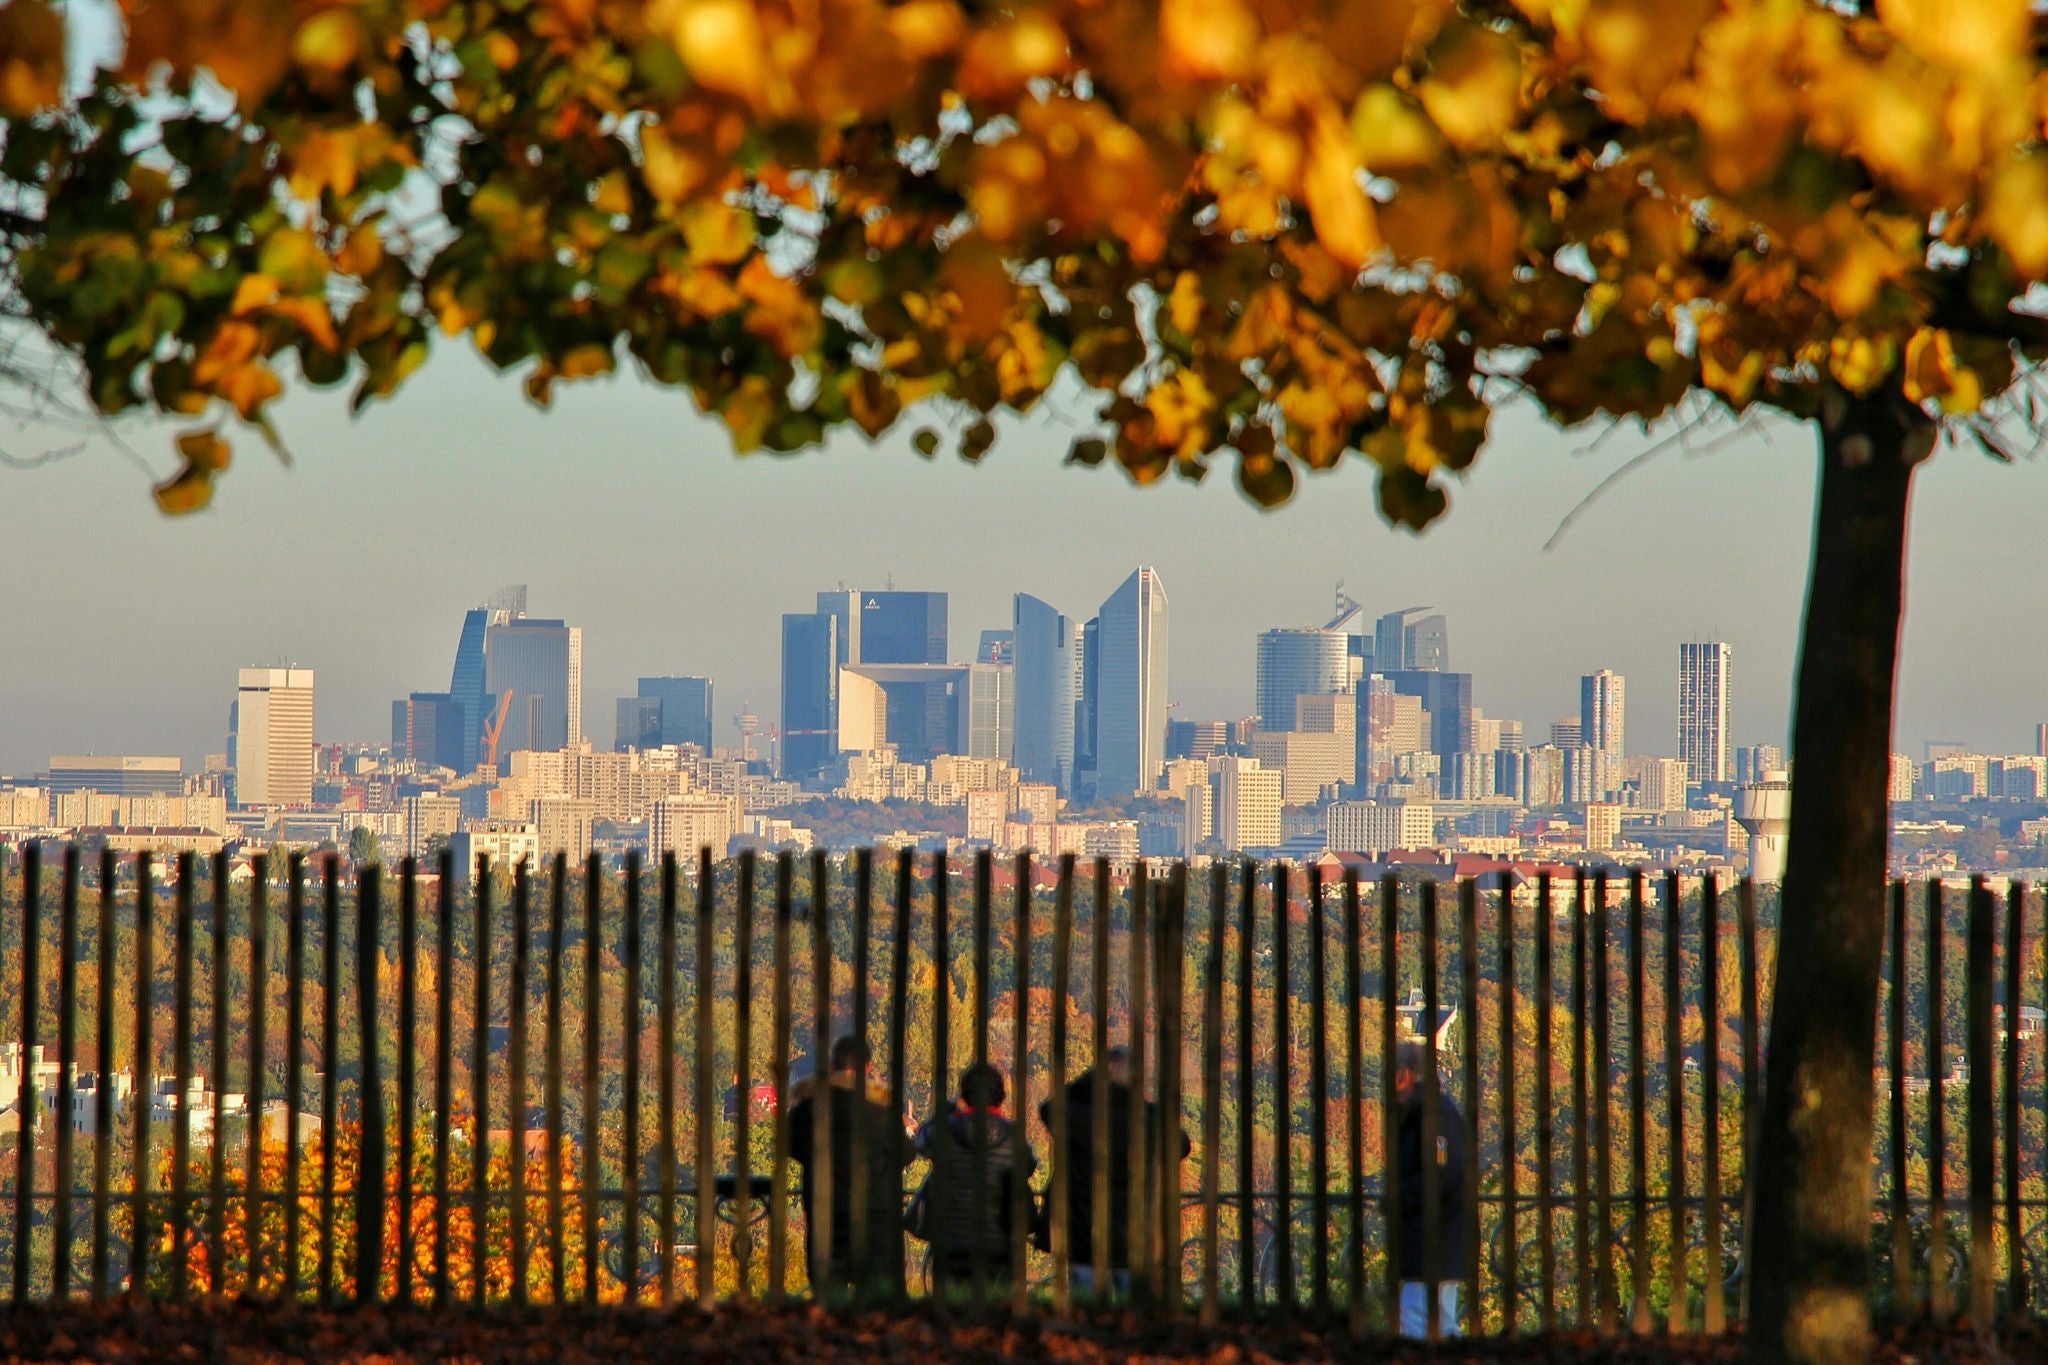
xmin=0 ymin=1300 xmax=2037 ymax=1364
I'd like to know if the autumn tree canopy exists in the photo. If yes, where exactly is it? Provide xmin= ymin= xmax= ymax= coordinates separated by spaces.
xmin=3 ymin=0 xmax=2046 ymax=514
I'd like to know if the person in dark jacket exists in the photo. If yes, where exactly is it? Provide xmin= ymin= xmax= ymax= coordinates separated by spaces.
xmin=788 ymin=1036 xmax=912 ymax=1300
xmin=1392 ymin=1037 xmax=1466 ymax=1338
xmin=1035 ymin=1047 xmax=1191 ymax=1300
xmin=911 ymin=1062 xmax=1035 ymax=1292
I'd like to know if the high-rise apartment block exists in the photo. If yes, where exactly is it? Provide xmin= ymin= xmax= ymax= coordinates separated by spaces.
xmin=1678 ymin=641 xmax=1732 ymax=784
xmin=1094 ymin=568 xmax=1169 ymax=798
xmin=1736 ymin=744 xmax=1786 ymax=785
xmin=1012 ymin=594 xmax=1079 ymax=791
xmin=233 ymin=667 xmax=315 ymax=808
xmin=1326 ymin=800 xmax=1434 ymax=853
xmin=1889 ymin=753 xmax=1918 ymax=802
xmin=485 ymin=618 xmax=583 ymax=758
xmin=1210 ymin=755 xmax=1281 ymax=853
xmin=1581 ymin=670 xmax=1625 ymax=758
xmin=45 ymin=756 xmax=182 ymax=797
xmin=1255 ymin=628 xmax=1350 ymax=731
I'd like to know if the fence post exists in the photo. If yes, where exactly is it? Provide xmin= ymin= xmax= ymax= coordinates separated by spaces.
xmin=1592 ymin=869 xmax=1614 ymax=1334
xmin=92 ymin=848 xmax=118 ymax=1299
xmin=1927 ymin=879 xmax=1948 ymax=1321
xmin=1534 ymin=870 xmax=1555 ymax=1330
xmin=466 ymin=859 xmax=487 ymax=1307
xmin=171 ymin=854 xmax=194 ymax=1301
xmin=1664 ymin=869 xmax=1687 ymax=1333
xmin=580 ymin=854 xmax=602 ymax=1307
xmin=699 ymin=849 xmax=722 ymax=1310
xmin=1268 ymin=862 xmax=1287 ymax=1317
xmin=1458 ymin=877 xmax=1482 ymax=1325
xmin=1013 ymin=852 xmax=1037 ymax=1318
xmin=1308 ymin=866 xmax=1330 ymax=1320
xmin=1571 ymin=868 xmax=1591 ymax=1324
xmin=1966 ymin=876 xmax=1993 ymax=1327
xmin=1379 ymin=874 xmax=1400 ymax=1325
xmin=1343 ymin=871 xmax=1365 ymax=1336
xmin=1627 ymin=868 xmax=1649 ymax=1335
xmin=2002 ymin=883 xmax=2024 ymax=1314
xmin=1499 ymin=871 xmax=1520 ymax=1334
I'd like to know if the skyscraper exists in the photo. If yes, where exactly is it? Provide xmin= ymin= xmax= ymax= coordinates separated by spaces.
xmin=234 ymin=667 xmax=315 ymax=808
xmin=394 ymin=693 xmax=465 ymax=770
xmin=1255 ymin=628 xmax=1350 ymax=731
xmin=1373 ymin=608 xmax=1448 ymax=672
xmin=1581 ymin=669 xmax=1626 ymax=759
xmin=1094 ymin=567 xmax=1169 ymax=798
xmin=638 ymin=676 xmax=714 ymax=750
xmin=1678 ymin=641 xmax=1732 ymax=784
xmin=815 ymin=590 xmax=862 ymax=667
xmin=1012 ymin=594 xmax=1078 ymax=791
xmin=1387 ymin=670 xmax=1474 ymax=755
xmin=781 ymin=611 xmax=840 ymax=782
xmin=859 ymin=591 xmax=948 ymax=664
xmin=484 ymin=618 xmax=583 ymax=758
xmin=448 ymin=609 xmax=490 ymax=771
xmin=616 ymin=696 xmax=663 ymax=751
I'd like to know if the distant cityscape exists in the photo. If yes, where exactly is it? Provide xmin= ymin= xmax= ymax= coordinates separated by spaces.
xmin=3 ymin=577 xmax=2045 ymax=882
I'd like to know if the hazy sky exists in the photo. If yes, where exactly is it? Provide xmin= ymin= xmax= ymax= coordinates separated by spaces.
xmin=3 ymin=344 xmax=2045 ymax=778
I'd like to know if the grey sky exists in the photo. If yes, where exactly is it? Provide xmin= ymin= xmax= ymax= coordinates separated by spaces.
xmin=2 ymin=346 xmax=2044 ymax=777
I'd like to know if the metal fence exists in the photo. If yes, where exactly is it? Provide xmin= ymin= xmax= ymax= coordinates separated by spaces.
xmin=0 ymin=843 xmax=2041 ymax=1334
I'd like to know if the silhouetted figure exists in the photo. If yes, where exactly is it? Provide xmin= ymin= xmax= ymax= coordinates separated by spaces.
xmin=788 ymin=1036 xmax=911 ymax=1299
xmin=1391 ymin=1037 xmax=1466 ymax=1338
xmin=911 ymin=1062 xmax=1035 ymax=1293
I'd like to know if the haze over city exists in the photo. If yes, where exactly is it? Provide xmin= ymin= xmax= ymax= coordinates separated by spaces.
xmin=4 ymin=353 xmax=2045 ymax=775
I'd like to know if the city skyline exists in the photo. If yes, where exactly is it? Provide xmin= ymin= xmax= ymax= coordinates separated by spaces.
xmin=3 ymin=352 xmax=2046 ymax=774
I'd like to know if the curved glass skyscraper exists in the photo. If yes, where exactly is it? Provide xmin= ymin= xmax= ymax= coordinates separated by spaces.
xmin=1012 ymin=593 xmax=1078 ymax=792
xmin=1094 ymin=567 xmax=1169 ymax=799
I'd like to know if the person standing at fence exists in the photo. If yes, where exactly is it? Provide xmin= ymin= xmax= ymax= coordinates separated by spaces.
xmin=910 ymin=1062 xmax=1035 ymax=1294
xmin=788 ymin=1036 xmax=912 ymax=1299
xmin=1391 ymin=1037 xmax=1467 ymax=1337
xmin=1037 ymin=1046 xmax=1191 ymax=1301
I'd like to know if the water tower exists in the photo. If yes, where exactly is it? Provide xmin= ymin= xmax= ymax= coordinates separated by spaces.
xmin=1734 ymin=770 xmax=1792 ymax=882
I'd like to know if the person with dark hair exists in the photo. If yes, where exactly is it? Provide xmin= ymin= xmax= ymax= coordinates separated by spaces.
xmin=910 ymin=1062 xmax=1036 ymax=1292
xmin=788 ymin=1035 xmax=911 ymax=1299
xmin=1390 ymin=1037 xmax=1466 ymax=1338
xmin=1037 ymin=1046 xmax=1190 ymax=1300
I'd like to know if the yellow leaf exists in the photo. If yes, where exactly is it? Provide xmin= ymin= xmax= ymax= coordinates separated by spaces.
xmin=1351 ymin=85 xmax=1441 ymax=172
xmin=0 ymin=0 xmax=64 ymax=115
xmin=1417 ymin=23 xmax=1521 ymax=149
xmin=640 ymin=126 xmax=709 ymax=205
xmin=1301 ymin=116 xmax=1379 ymax=270
xmin=1167 ymin=272 xmax=1203 ymax=335
xmin=670 ymin=0 xmax=770 ymax=107
xmin=1986 ymin=156 xmax=2048 ymax=278
xmin=1878 ymin=0 xmax=2028 ymax=71
xmin=888 ymin=0 xmax=965 ymax=60
xmin=230 ymin=274 xmax=281 ymax=316
xmin=1160 ymin=0 xmax=1259 ymax=83
xmin=154 ymin=430 xmax=233 ymax=514
xmin=292 ymin=11 xmax=362 ymax=72
xmin=680 ymin=200 xmax=755 ymax=264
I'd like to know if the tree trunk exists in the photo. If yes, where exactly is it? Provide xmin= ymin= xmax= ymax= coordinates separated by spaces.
xmin=1748 ymin=388 xmax=1928 ymax=1365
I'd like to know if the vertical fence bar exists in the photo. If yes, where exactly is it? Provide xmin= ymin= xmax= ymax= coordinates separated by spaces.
xmin=92 ymin=848 xmax=117 ymax=1298
xmin=394 ymin=861 xmax=416 ymax=1303
xmin=1928 ymin=879 xmax=1948 ymax=1320
xmin=1701 ymin=874 xmax=1724 ymax=1335
xmin=1889 ymin=881 xmax=1911 ymax=1312
xmin=1593 ymin=870 xmax=1614 ymax=1334
xmin=968 ymin=851 xmax=993 ymax=1302
xmin=1534 ymin=871 xmax=1555 ymax=1331
xmin=929 ymin=851 xmax=948 ymax=1298
xmin=734 ymin=851 xmax=757 ymax=1303
xmin=1739 ymin=877 xmax=1760 ymax=1325
xmin=1013 ymin=853 xmax=1035 ymax=1317
xmin=316 ymin=858 xmax=342 ymax=1303
xmin=839 ymin=851 xmax=861 ymax=1299
xmin=506 ymin=863 xmax=530 ymax=1306
xmin=1379 ymin=873 xmax=1401 ymax=1323
xmin=1309 ymin=867 xmax=1330 ymax=1321
xmin=803 ymin=850 xmax=830 ymax=1303
xmin=468 ymin=860 xmax=490 ymax=1307
xmin=581 ymin=854 xmax=602 ymax=1307
xmin=1420 ymin=879 xmax=1443 ymax=1341
xmin=545 ymin=855 xmax=567 ymax=1303
xmin=356 ymin=866 xmax=385 ymax=1304
xmin=1051 ymin=855 xmax=1077 ymax=1316
xmin=1628 ymin=869 xmax=1649 ymax=1335
xmin=171 ymin=854 xmax=195 ymax=1300
xmin=13 ymin=845 xmax=39 ymax=1302
xmin=1127 ymin=861 xmax=1150 ymax=1306
xmin=885 ymin=850 xmax=911 ymax=1304
xmin=1200 ymin=862 xmax=1225 ymax=1327
xmin=1343 ymin=872 xmax=1365 ymax=1335
xmin=1572 ymin=868 xmax=1591 ymax=1323
xmin=281 ymin=855 xmax=301 ymax=1301
xmin=53 ymin=848 xmax=79 ymax=1300
xmin=209 ymin=852 xmax=229 ymax=1291
xmin=246 ymin=855 xmax=270 ymax=1298
xmin=2002 ymin=883 xmax=2023 ymax=1314
xmin=622 ymin=852 xmax=643 ymax=1306
xmin=432 ymin=852 xmax=454 ymax=1306
xmin=1664 ymin=870 xmax=1687 ymax=1332
xmin=1966 ymin=876 xmax=1994 ymax=1328
xmin=1459 ymin=877 xmax=1482 ymax=1319
xmin=1235 ymin=861 xmax=1255 ymax=1310
xmin=1499 ymin=871 xmax=1520 ymax=1334
xmin=658 ymin=854 xmax=679 ymax=1308
xmin=544 ymin=855 xmax=569 ymax=1301
xmin=1269 ymin=862 xmax=1289 ymax=1316
xmin=697 ymin=849 xmax=719 ymax=1310
xmin=768 ymin=853 xmax=794 ymax=1305
xmin=133 ymin=853 xmax=156 ymax=1298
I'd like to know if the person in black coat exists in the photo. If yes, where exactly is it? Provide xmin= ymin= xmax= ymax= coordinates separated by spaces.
xmin=911 ymin=1062 xmax=1035 ymax=1292
xmin=1035 ymin=1047 xmax=1191 ymax=1300
xmin=1392 ymin=1037 xmax=1466 ymax=1337
xmin=788 ymin=1036 xmax=912 ymax=1300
